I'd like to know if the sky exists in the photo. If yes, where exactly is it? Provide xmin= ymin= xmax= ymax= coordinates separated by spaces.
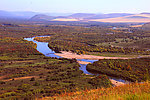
xmin=0 ymin=0 xmax=149 ymax=14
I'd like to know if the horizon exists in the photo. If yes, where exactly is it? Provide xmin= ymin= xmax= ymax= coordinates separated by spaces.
xmin=0 ymin=10 xmax=149 ymax=15
xmin=0 ymin=0 xmax=149 ymax=14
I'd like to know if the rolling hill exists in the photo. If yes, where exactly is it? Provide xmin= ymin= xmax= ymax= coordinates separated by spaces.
xmin=0 ymin=10 xmax=71 ymax=19
xmin=142 ymin=22 xmax=150 ymax=30
xmin=89 ymin=13 xmax=150 ymax=23
xmin=1 ymin=10 xmax=150 ymax=23
xmin=30 ymin=14 xmax=55 ymax=21
xmin=0 ymin=10 xmax=38 ymax=19
xmin=51 ymin=13 xmax=134 ymax=22
xmin=44 ymin=13 xmax=150 ymax=23
xmin=68 ymin=13 xmax=96 ymax=19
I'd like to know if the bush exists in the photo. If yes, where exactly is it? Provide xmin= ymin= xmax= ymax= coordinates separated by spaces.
xmin=0 ymin=81 xmax=5 ymax=84
xmin=0 ymin=92 xmax=17 ymax=98
xmin=18 ymin=84 xmax=31 ymax=92
xmin=30 ymin=77 xmax=35 ymax=81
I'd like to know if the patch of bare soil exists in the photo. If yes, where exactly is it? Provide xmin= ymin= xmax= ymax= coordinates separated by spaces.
xmin=55 ymin=51 xmax=129 ymax=60
xmin=77 ymin=61 xmax=91 ymax=64
xmin=110 ymin=79 xmax=127 ymax=86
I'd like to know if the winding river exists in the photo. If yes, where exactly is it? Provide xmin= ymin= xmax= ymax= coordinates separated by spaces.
xmin=24 ymin=36 xmax=127 ymax=83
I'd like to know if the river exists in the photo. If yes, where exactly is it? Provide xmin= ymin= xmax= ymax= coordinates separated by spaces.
xmin=24 ymin=36 xmax=127 ymax=84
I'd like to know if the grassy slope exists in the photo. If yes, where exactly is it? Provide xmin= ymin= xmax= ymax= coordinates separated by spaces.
xmin=46 ymin=81 xmax=150 ymax=100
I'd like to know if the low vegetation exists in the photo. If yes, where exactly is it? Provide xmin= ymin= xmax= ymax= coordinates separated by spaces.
xmin=0 ymin=22 xmax=150 ymax=99
xmin=0 ymin=36 xmax=42 ymax=60
xmin=33 ymin=25 xmax=150 ymax=56
xmin=86 ymin=58 xmax=150 ymax=82
xmin=47 ymin=81 xmax=150 ymax=100
xmin=0 ymin=36 xmax=112 ymax=99
xmin=0 ymin=57 xmax=112 ymax=99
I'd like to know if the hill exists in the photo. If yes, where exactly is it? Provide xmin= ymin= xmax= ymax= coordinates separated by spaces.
xmin=1 ymin=10 xmax=150 ymax=23
xmin=52 ymin=13 xmax=133 ymax=22
xmin=35 ymin=13 xmax=150 ymax=23
xmin=0 ymin=10 xmax=38 ymax=19
xmin=142 ymin=23 xmax=150 ymax=30
xmin=30 ymin=14 xmax=55 ymax=21
xmin=86 ymin=13 xmax=133 ymax=19
xmin=0 ymin=10 xmax=14 ymax=18
xmin=68 ymin=13 xmax=96 ymax=19
xmin=90 ymin=14 xmax=150 ymax=23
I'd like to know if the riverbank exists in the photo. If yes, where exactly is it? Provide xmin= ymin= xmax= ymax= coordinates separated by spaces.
xmin=110 ymin=79 xmax=126 ymax=86
xmin=55 ymin=51 xmax=129 ymax=60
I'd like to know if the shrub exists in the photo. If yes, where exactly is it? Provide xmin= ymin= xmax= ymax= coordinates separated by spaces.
xmin=18 ymin=84 xmax=31 ymax=92
xmin=30 ymin=77 xmax=35 ymax=81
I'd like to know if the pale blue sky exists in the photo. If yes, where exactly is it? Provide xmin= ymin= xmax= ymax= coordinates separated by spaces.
xmin=0 ymin=0 xmax=149 ymax=13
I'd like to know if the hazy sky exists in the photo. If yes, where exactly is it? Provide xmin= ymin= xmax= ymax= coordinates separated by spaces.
xmin=0 ymin=0 xmax=149 ymax=13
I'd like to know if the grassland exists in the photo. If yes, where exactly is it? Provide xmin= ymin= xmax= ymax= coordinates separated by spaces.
xmin=46 ymin=81 xmax=150 ymax=100
xmin=0 ymin=57 xmax=112 ymax=99
xmin=0 ymin=33 xmax=112 ymax=99
xmin=0 ymin=22 xmax=150 ymax=99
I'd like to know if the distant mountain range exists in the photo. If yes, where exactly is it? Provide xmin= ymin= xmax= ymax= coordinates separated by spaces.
xmin=0 ymin=10 xmax=150 ymax=23
xmin=89 ymin=13 xmax=150 ymax=23
xmin=0 ymin=10 xmax=39 ymax=19
xmin=0 ymin=10 xmax=71 ymax=19
xmin=67 ymin=13 xmax=133 ymax=19
xmin=31 ymin=13 xmax=150 ymax=23
xmin=30 ymin=13 xmax=134 ymax=21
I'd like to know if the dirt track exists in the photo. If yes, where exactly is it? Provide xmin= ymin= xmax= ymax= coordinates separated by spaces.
xmin=0 ymin=76 xmax=38 ymax=82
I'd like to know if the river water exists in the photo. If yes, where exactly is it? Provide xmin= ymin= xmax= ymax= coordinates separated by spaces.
xmin=24 ymin=36 xmax=127 ymax=83
xmin=24 ymin=36 xmax=97 ymax=75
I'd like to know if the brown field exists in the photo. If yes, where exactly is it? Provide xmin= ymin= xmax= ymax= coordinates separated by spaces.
xmin=90 ymin=18 xmax=150 ymax=23
xmin=90 ymin=14 xmax=150 ymax=23
xmin=130 ymin=25 xmax=143 ymax=27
